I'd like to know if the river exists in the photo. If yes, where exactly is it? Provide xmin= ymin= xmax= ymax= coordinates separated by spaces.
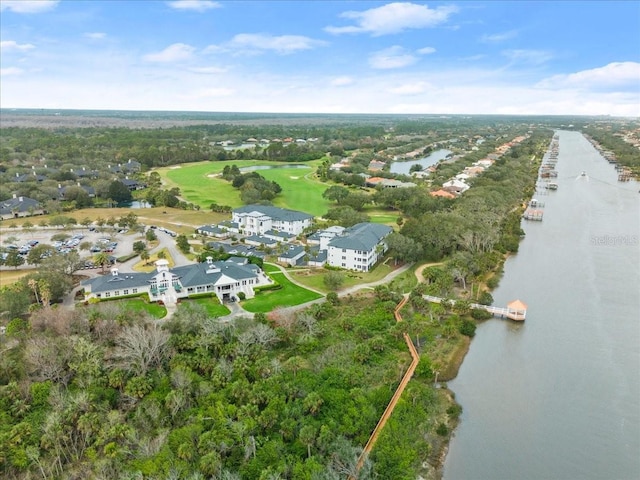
xmin=443 ymin=130 xmax=640 ymax=480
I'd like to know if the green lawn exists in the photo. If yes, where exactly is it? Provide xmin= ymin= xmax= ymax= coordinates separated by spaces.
xmin=158 ymin=160 xmax=331 ymax=216
xmin=118 ymin=298 xmax=167 ymax=318
xmin=241 ymin=264 xmax=323 ymax=313
xmin=289 ymin=260 xmax=398 ymax=293
xmin=190 ymin=297 xmax=231 ymax=317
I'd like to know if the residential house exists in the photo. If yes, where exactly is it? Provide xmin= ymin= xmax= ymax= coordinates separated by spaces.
xmin=442 ymin=179 xmax=470 ymax=195
xmin=277 ymin=245 xmax=307 ymax=267
xmin=0 ymin=194 xmax=44 ymax=220
xmin=429 ymin=189 xmax=456 ymax=199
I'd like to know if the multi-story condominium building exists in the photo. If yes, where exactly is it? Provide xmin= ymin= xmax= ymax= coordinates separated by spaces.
xmin=326 ymin=223 xmax=393 ymax=272
xmin=232 ymin=205 xmax=313 ymax=236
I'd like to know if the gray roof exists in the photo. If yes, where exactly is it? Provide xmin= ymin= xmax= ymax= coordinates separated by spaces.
xmin=197 ymin=225 xmax=226 ymax=234
xmin=0 ymin=196 xmax=41 ymax=215
xmin=82 ymin=260 xmax=259 ymax=294
xmin=81 ymin=271 xmax=153 ymax=293
xmin=234 ymin=204 xmax=312 ymax=222
xmin=245 ymin=235 xmax=278 ymax=246
xmin=265 ymin=229 xmax=294 ymax=240
xmin=278 ymin=245 xmax=305 ymax=259
xmin=172 ymin=261 xmax=257 ymax=287
xmin=328 ymin=222 xmax=392 ymax=251
xmin=206 ymin=242 xmax=266 ymax=259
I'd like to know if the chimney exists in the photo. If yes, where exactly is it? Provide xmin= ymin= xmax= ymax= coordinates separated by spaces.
xmin=12 ymin=193 xmax=17 ymax=198
xmin=111 ymin=267 xmax=119 ymax=276
xmin=58 ymin=184 xmax=62 ymax=188
xmin=32 ymin=165 xmax=35 ymax=170
xmin=206 ymin=256 xmax=213 ymax=264
xmin=18 ymin=196 xmax=24 ymax=202
xmin=77 ymin=182 xmax=81 ymax=187
xmin=15 ymin=173 xmax=19 ymax=177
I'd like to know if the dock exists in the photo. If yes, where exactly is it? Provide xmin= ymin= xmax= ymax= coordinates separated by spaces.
xmin=523 ymin=208 xmax=544 ymax=221
xmin=423 ymin=295 xmax=527 ymax=321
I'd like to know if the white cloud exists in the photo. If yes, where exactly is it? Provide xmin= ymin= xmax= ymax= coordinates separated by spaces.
xmin=502 ymin=49 xmax=553 ymax=65
xmin=537 ymin=62 xmax=640 ymax=90
xmin=0 ymin=0 xmax=59 ymax=13
xmin=326 ymin=2 xmax=458 ymax=36
xmin=0 ymin=67 xmax=24 ymax=76
xmin=84 ymin=32 xmax=107 ymax=40
xmin=330 ymin=76 xmax=355 ymax=86
xmin=389 ymin=81 xmax=432 ymax=95
xmin=227 ymin=33 xmax=327 ymax=55
xmin=187 ymin=87 xmax=235 ymax=98
xmin=417 ymin=47 xmax=436 ymax=55
xmin=189 ymin=66 xmax=227 ymax=74
xmin=166 ymin=0 xmax=220 ymax=12
xmin=369 ymin=46 xmax=416 ymax=69
xmin=143 ymin=43 xmax=195 ymax=62
xmin=481 ymin=30 xmax=518 ymax=43
xmin=0 ymin=40 xmax=35 ymax=52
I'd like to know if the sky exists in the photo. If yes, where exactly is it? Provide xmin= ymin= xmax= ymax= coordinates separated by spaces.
xmin=1 ymin=0 xmax=639 ymax=116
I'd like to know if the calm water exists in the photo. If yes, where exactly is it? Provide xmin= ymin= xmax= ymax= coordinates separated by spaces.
xmin=389 ymin=149 xmax=451 ymax=175
xmin=443 ymin=130 xmax=640 ymax=480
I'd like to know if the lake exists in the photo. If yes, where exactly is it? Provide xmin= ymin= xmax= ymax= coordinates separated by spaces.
xmin=443 ymin=130 xmax=640 ymax=480
xmin=389 ymin=149 xmax=452 ymax=175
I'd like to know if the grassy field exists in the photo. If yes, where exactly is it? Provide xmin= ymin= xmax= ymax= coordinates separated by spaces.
xmin=288 ymin=259 xmax=398 ymax=293
xmin=132 ymin=248 xmax=175 ymax=272
xmin=241 ymin=263 xmax=323 ymax=313
xmin=189 ymin=297 xmax=231 ymax=318
xmin=0 ymin=207 xmax=227 ymax=233
xmin=117 ymin=298 xmax=167 ymax=318
xmin=0 ymin=269 xmax=30 ymax=288
xmin=157 ymin=160 xmax=331 ymax=216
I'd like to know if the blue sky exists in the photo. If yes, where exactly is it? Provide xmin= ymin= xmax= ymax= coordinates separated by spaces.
xmin=1 ymin=0 xmax=639 ymax=115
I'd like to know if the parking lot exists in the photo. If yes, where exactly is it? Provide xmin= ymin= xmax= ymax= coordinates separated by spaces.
xmin=1 ymin=226 xmax=143 ymax=266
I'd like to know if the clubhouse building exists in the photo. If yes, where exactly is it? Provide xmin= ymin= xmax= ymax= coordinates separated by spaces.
xmin=81 ymin=257 xmax=271 ymax=304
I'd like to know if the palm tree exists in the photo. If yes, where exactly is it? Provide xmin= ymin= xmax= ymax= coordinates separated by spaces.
xmin=140 ymin=249 xmax=150 ymax=265
xmin=28 ymin=278 xmax=40 ymax=305
xmin=93 ymin=252 xmax=110 ymax=274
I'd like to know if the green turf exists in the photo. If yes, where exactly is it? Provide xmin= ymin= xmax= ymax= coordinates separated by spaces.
xmin=119 ymin=298 xmax=167 ymax=318
xmin=159 ymin=160 xmax=330 ymax=216
xmin=241 ymin=264 xmax=323 ymax=313
xmin=190 ymin=297 xmax=231 ymax=317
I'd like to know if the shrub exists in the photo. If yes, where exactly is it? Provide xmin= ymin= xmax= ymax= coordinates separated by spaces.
xmin=237 ymin=292 xmax=246 ymax=300
xmin=459 ymin=319 xmax=477 ymax=337
xmin=477 ymin=291 xmax=494 ymax=306
xmin=436 ymin=423 xmax=449 ymax=436
xmin=471 ymin=308 xmax=492 ymax=320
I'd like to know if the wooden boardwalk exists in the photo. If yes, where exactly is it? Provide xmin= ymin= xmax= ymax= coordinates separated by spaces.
xmin=352 ymin=295 xmax=420 ymax=476
xmin=423 ymin=295 xmax=527 ymax=321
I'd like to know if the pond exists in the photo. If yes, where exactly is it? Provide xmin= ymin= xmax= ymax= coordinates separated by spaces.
xmin=389 ymin=149 xmax=452 ymax=175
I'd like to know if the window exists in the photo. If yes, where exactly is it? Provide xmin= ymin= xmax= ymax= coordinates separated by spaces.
xmin=105 ymin=292 xmax=111 ymax=298
xmin=132 ymin=288 xmax=138 ymax=294
xmin=114 ymin=291 xmax=120 ymax=296
xmin=123 ymin=289 xmax=129 ymax=295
